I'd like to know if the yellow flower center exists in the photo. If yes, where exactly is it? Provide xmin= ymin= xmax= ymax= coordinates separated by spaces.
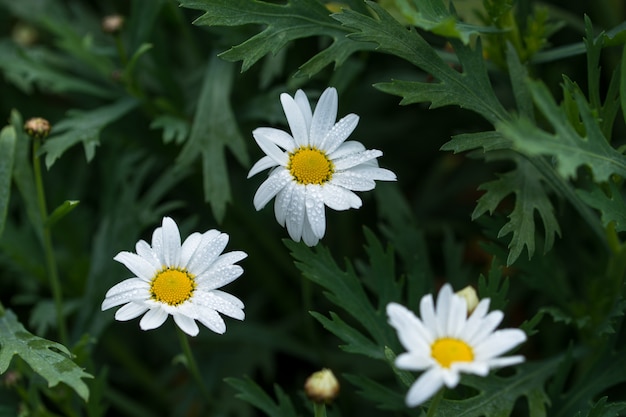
xmin=150 ymin=268 xmax=196 ymax=306
xmin=288 ymin=147 xmax=334 ymax=185
xmin=431 ymin=338 xmax=474 ymax=368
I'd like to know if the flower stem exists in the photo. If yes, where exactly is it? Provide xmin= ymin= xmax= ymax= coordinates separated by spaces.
xmin=32 ymin=138 xmax=67 ymax=346
xmin=313 ymin=402 xmax=327 ymax=417
xmin=425 ymin=388 xmax=445 ymax=417
xmin=176 ymin=327 xmax=212 ymax=400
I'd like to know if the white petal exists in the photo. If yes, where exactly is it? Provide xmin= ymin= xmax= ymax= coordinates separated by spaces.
xmin=194 ymin=290 xmax=245 ymax=320
xmin=435 ymin=284 xmax=454 ymax=335
xmin=139 ymin=307 xmax=169 ymax=330
xmin=135 ymin=240 xmax=161 ymax=269
xmin=113 ymin=252 xmax=157 ymax=281
xmin=180 ymin=232 xmax=203 ymax=269
xmin=104 ymin=277 xmax=148 ymax=298
xmin=186 ymin=231 xmax=229 ymax=276
xmin=248 ymin=156 xmax=279 ymax=178
xmin=197 ymin=308 xmax=227 ymax=334
xmin=474 ymin=329 xmax=527 ymax=359
xmin=114 ymin=302 xmax=149 ymax=321
xmin=211 ymin=289 xmax=245 ymax=309
xmin=349 ymin=165 xmax=397 ymax=182
xmin=281 ymin=92 xmax=309 ymax=147
xmin=321 ymin=184 xmax=362 ymax=210
xmin=420 ymin=293 xmax=439 ymax=338
xmin=453 ymin=360 xmax=489 ymax=376
xmin=465 ymin=310 xmax=504 ymax=345
xmin=274 ymin=182 xmax=295 ymax=226
xmin=395 ymin=352 xmax=433 ymax=371
xmin=253 ymin=127 xmax=296 ymax=151
xmin=151 ymin=225 xmax=164 ymax=261
xmin=160 ymin=217 xmax=182 ymax=267
xmin=447 ymin=294 xmax=468 ymax=338
xmin=301 ymin=215 xmax=320 ymax=246
xmin=173 ymin=314 xmax=199 ymax=336
xmin=254 ymin=135 xmax=289 ymax=166
xmin=328 ymin=140 xmax=366 ymax=160
xmin=441 ymin=368 xmax=461 ymax=387
xmin=199 ymin=264 xmax=244 ymax=290
xmin=285 ymin=185 xmax=306 ymax=242
xmin=334 ymin=149 xmax=383 ymax=171
xmin=405 ymin=368 xmax=445 ymax=407
xmin=487 ymin=355 xmax=525 ymax=369
xmin=387 ymin=303 xmax=434 ymax=352
xmin=320 ymin=114 xmax=359 ymax=153
xmin=294 ymin=90 xmax=313 ymax=131
xmin=253 ymin=169 xmax=292 ymax=211
xmin=310 ymin=87 xmax=338 ymax=147
xmin=330 ymin=171 xmax=376 ymax=192
xmin=211 ymin=251 xmax=248 ymax=270
xmin=305 ymin=184 xmax=326 ymax=239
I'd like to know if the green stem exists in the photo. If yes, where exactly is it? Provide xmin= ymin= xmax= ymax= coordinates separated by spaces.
xmin=425 ymin=388 xmax=445 ymax=417
xmin=176 ymin=327 xmax=212 ymax=401
xmin=313 ymin=402 xmax=327 ymax=417
xmin=32 ymin=138 xmax=67 ymax=346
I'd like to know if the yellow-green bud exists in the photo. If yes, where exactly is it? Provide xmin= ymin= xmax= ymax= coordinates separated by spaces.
xmin=23 ymin=117 xmax=51 ymax=139
xmin=102 ymin=15 xmax=124 ymax=34
xmin=456 ymin=285 xmax=479 ymax=315
xmin=304 ymin=368 xmax=339 ymax=404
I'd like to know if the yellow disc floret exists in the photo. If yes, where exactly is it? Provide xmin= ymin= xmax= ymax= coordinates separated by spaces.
xmin=431 ymin=338 xmax=474 ymax=368
xmin=150 ymin=268 xmax=196 ymax=306
xmin=288 ymin=147 xmax=333 ymax=185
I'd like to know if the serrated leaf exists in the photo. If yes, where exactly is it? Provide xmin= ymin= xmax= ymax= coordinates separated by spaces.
xmin=310 ymin=311 xmax=383 ymax=359
xmin=576 ymin=397 xmax=626 ymax=417
xmin=473 ymin=154 xmax=561 ymax=265
xmin=224 ymin=376 xmax=298 ymax=417
xmin=175 ymin=55 xmax=248 ymax=223
xmin=577 ymin=181 xmax=626 ymax=232
xmin=286 ymin=240 xmax=395 ymax=348
xmin=441 ymin=130 xmax=511 ymax=154
xmin=150 ymin=115 xmax=189 ymax=145
xmin=179 ymin=0 xmax=376 ymax=77
xmin=40 ymin=98 xmax=138 ymax=168
xmin=435 ymin=357 xmax=560 ymax=417
xmin=0 ymin=309 xmax=92 ymax=401
xmin=343 ymin=373 xmax=409 ymax=412
xmin=394 ymin=0 xmax=501 ymax=44
xmin=498 ymin=79 xmax=626 ymax=182
xmin=0 ymin=125 xmax=16 ymax=239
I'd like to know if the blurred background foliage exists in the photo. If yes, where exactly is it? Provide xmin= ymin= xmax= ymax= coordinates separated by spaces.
xmin=0 ymin=0 xmax=624 ymax=416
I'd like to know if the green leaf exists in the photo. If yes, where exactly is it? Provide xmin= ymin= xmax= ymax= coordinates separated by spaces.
xmin=435 ymin=357 xmax=560 ymax=417
xmin=498 ymin=79 xmax=626 ymax=182
xmin=334 ymin=2 xmax=507 ymax=123
xmin=286 ymin=240 xmax=395 ymax=349
xmin=575 ymin=397 xmax=626 ymax=417
xmin=310 ymin=311 xmax=383 ymax=359
xmin=0 ymin=125 xmax=16 ymax=239
xmin=473 ymin=153 xmax=561 ymax=265
xmin=0 ymin=40 xmax=116 ymax=99
xmin=577 ymin=181 xmax=626 ymax=232
xmin=621 ymin=43 xmax=626 ymax=126
xmin=0 ymin=308 xmax=92 ymax=401
xmin=394 ymin=0 xmax=502 ymax=44
xmin=40 ymin=98 xmax=138 ymax=168
xmin=224 ymin=376 xmax=298 ymax=417
xmin=178 ymin=0 xmax=376 ymax=77
xmin=342 ymin=373 xmax=409 ymax=412
xmin=45 ymin=200 xmax=80 ymax=228
xmin=175 ymin=55 xmax=248 ymax=223
xmin=150 ymin=115 xmax=189 ymax=145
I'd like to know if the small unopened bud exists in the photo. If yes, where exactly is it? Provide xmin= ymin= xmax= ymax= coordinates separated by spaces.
xmin=456 ymin=285 xmax=479 ymax=315
xmin=305 ymin=368 xmax=339 ymax=404
xmin=12 ymin=22 xmax=39 ymax=47
xmin=24 ymin=117 xmax=51 ymax=139
xmin=102 ymin=15 xmax=124 ymax=34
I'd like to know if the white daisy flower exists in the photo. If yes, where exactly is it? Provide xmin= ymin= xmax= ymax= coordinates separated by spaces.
xmin=247 ymin=87 xmax=397 ymax=246
xmin=101 ymin=217 xmax=246 ymax=336
xmin=386 ymin=284 xmax=527 ymax=407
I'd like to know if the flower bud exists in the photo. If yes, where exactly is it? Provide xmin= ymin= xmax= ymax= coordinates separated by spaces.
xmin=304 ymin=368 xmax=339 ymax=404
xmin=23 ymin=117 xmax=51 ymax=139
xmin=102 ymin=15 xmax=124 ymax=34
xmin=456 ymin=285 xmax=479 ymax=315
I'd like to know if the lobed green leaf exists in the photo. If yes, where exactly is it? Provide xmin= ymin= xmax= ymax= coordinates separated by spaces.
xmin=0 ymin=309 xmax=92 ymax=401
xmin=224 ymin=376 xmax=298 ymax=417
